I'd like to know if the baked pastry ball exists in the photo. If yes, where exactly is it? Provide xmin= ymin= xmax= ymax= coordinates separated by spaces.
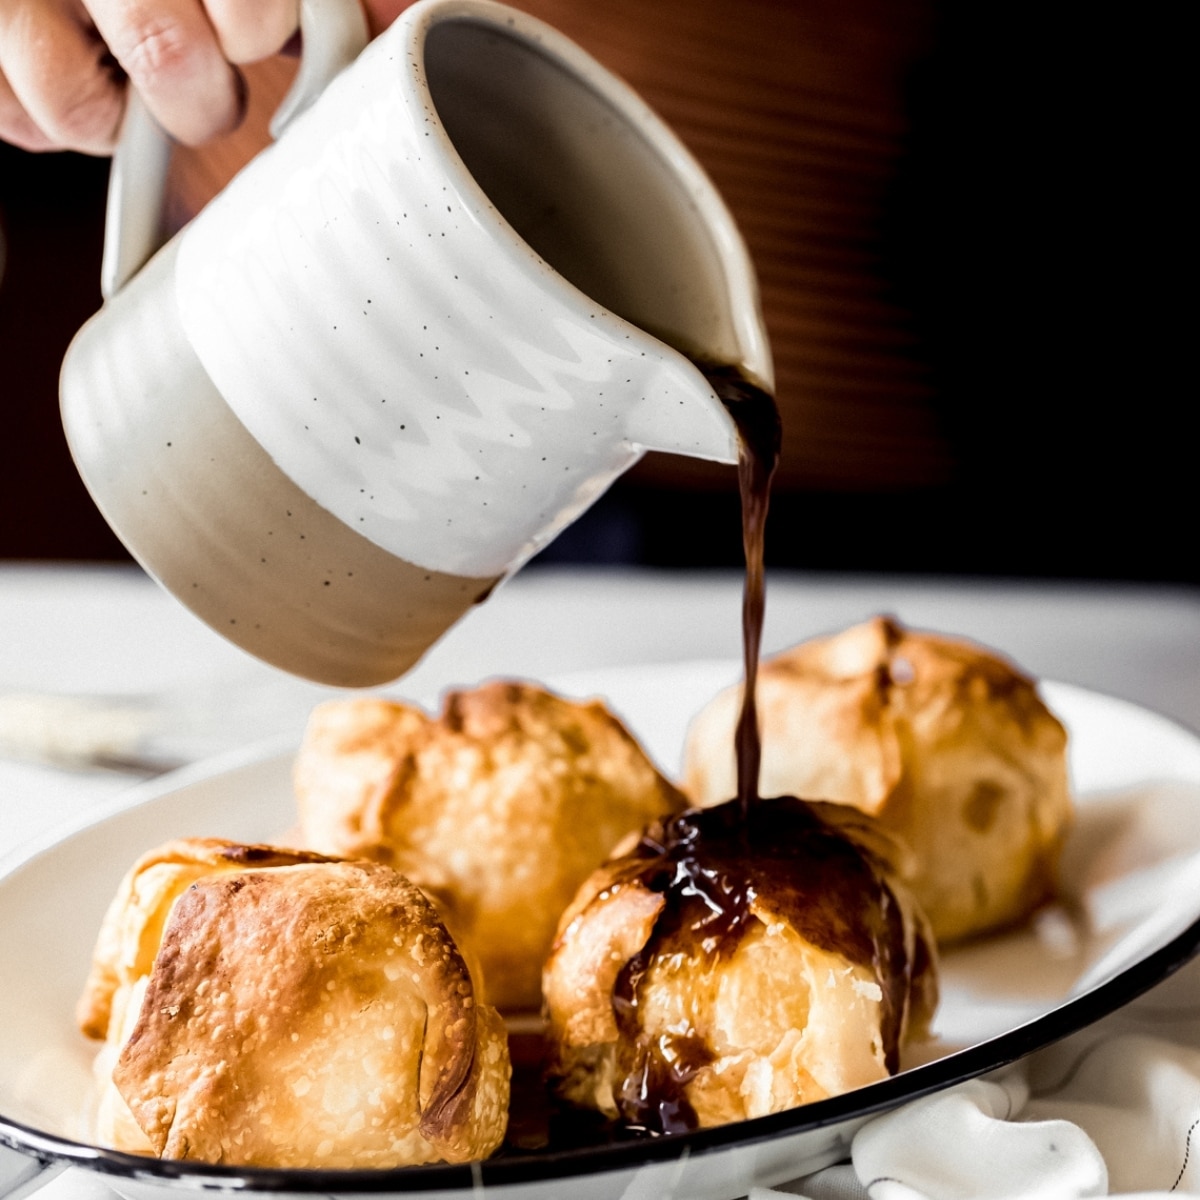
xmin=293 ymin=682 xmax=686 ymax=1011
xmin=682 ymin=615 xmax=1072 ymax=942
xmin=543 ymin=797 xmax=937 ymax=1132
xmin=77 ymin=838 xmax=510 ymax=1168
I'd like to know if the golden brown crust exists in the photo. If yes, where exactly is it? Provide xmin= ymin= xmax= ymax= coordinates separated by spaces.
xmin=80 ymin=839 xmax=510 ymax=1167
xmin=682 ymin=615 xmax=1073 ymax=942
xmin=542 ymin=798 xmax=938 ymax=1132
xmin=293 ymin=682 xmax=686 ymax=1009
xmin=77 ymin=839 xmax=337 ymax=1041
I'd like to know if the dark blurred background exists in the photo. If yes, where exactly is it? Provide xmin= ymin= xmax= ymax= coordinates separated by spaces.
xmin=0 ymin=0 xmax=1189 ymax=580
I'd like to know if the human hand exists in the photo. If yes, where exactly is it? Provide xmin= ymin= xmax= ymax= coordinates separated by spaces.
xmin=0 ymin=0 xmax=406 ymax=155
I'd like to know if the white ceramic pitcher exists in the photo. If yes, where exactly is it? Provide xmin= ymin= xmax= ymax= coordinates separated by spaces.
xmin=60 ymin=0 xmax=774 ymax=686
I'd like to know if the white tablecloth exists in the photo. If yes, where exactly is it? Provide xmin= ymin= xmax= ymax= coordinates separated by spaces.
xmin=3 ymin=561 xmax=1200 ymax=1200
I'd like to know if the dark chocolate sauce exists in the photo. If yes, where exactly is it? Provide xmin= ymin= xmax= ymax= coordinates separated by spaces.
xmin=536 ymin=366 xmax=916 ymax=1143
xmin=564 ymin=372 xmax=918 ymax=1137
xmin=603 ymin=799 xmax=912 ymax=1134
xmin=699 ymin=364 xmax=781 ymax=815
xmin=595 ymin=364 xmax=789 ymax=1135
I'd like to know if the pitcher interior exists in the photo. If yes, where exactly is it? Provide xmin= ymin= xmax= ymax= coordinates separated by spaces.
xmin=424 ymin=17 xmax=741 ymax=368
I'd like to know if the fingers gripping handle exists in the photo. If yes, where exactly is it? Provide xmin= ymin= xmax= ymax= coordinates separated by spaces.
xmin=100 ymin=0 xmax=371 ymax=299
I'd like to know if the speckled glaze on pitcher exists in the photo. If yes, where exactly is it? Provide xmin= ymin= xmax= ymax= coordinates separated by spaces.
xmin=60 ymin=0 xmax=773 ymax=686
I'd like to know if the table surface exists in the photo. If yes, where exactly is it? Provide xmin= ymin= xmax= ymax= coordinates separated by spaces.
xmin=3 ymin=560 xmax=1200 ymax=856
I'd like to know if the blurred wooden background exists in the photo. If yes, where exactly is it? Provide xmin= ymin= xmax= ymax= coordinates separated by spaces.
xmin=0 ymin=0 xmax=1188 ymax=579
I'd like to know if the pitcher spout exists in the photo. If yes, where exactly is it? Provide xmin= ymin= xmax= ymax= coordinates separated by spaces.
xmin=622 ymin=354 xmax=746 ymax=464
xmin=423 ymin=0 xmax=775 ymax=467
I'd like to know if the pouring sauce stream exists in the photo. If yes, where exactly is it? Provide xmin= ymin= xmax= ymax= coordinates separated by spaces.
xmin=701 ymin=364 xmax=782 ymax=813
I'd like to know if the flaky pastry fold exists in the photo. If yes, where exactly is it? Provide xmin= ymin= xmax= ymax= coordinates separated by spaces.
xmin=682 ymin=615 xmax=1072 ymax=941
xmin=293 ymin=682 xmax=685 ymax=1009
xmin=78 ymin=838 xmax=509 ymax=1168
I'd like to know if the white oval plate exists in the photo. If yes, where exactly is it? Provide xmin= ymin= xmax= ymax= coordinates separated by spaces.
xmin=3 ymin=663 xmax=1200 ymax=1199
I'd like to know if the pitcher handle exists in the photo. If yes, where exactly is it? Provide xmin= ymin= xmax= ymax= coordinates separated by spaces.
xmin=100 ymin=0 xmax=370 ymax=299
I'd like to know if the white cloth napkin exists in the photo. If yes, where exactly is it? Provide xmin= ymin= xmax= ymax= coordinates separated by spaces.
xmin=755 ymin=955 xmax=1200 ymax=1200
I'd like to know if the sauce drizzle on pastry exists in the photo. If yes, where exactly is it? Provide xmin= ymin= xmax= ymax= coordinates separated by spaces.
xmin=606 ymin=799 xmax=919 ymax=1134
